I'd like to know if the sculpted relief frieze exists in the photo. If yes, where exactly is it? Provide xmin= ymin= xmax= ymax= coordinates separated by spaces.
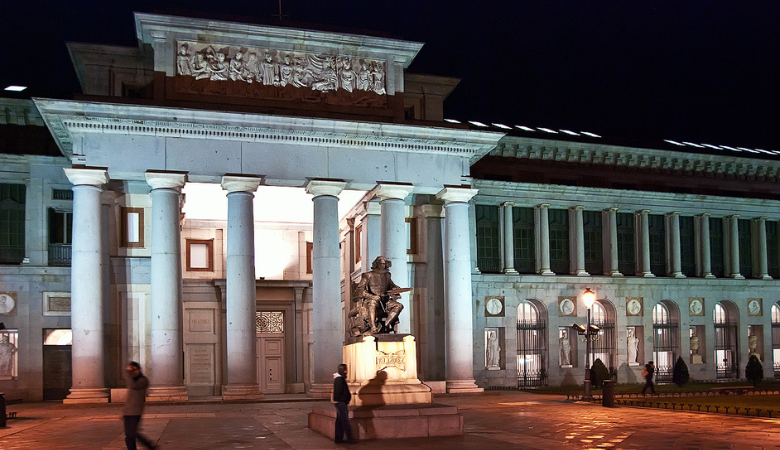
xmin=174 ymin=41 xmax=387 ymax=108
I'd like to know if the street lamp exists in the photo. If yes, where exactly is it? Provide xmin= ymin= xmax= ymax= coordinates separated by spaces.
xmin=572 ymin=288 xmax=599 ymax=399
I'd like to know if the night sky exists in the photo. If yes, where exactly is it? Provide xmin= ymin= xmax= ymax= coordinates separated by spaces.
xmin=3 ymin=0 xmax=779 ymax=150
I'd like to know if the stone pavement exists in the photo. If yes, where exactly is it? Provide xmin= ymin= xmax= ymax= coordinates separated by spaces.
xmin=1 ymin=391 xmax=779 ymax=449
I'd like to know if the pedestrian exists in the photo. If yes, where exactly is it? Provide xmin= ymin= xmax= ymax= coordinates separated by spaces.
xmin=641 ymin=360 xmax=656 ymax=395
xmin=332 ymin=363 xmax=355 ymax=444
xmin=123 ymin=361 xmax=157 ymax=450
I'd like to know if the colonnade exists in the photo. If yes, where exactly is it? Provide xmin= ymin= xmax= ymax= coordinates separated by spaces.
xmin=495 ymin=204 xmax=773 ymax=280
xmin=63 ymin=167 xmax=482 ymax=402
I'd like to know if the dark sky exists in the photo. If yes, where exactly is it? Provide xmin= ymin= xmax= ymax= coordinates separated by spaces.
xmin=3 ymin=0 xmax=779 ymax=150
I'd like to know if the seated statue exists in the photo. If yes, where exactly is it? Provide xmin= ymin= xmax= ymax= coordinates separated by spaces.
xmin=349 ymin=256 xmax=407 ymax=336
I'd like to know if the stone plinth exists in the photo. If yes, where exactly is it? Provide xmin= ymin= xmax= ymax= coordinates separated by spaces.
xmin=308 ymin=403 xmax=463 ymax=440
xmin=221 ymin=384 xmax=263 ymax=401
xmin=62 ymin=388 xmax=109 ymax=404
xmin=343 ymin=334 xmax=432 ymax=406
xmin=147 ymin=386 xmax=189 ymax=402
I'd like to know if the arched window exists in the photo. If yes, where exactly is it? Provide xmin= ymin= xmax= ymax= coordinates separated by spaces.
xmin=652 ymin=303 xmax=677 ymax=383
xmin=590 ymin=301 xmax=615 ymax=371
xmin=517 ymin=301 xmax=546 ymax=387
xmin=714 ymin=301 xmax=738 ymax=378
xmin=592 ymin=302 xmax=607 ymax=323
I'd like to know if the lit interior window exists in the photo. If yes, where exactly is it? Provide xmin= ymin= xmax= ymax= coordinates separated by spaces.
xmin=560 ymin=129 xmax=579 ymax=136
xmin=515 ymin=125 xmax=535 ymax=132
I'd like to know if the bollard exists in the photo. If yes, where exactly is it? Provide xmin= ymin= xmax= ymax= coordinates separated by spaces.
xmin=602 ymin=380 xmax=615 ymax=407
xmin=0 ymin=392 xmax=5 ymax=428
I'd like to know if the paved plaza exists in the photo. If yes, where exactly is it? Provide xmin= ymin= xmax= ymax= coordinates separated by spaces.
xmin=1 ymin=391 xmax=778 ymax=449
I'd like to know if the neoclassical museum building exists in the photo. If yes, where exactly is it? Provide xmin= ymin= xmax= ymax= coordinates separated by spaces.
xmin=1 ymin=12 xmax=779 ymax=402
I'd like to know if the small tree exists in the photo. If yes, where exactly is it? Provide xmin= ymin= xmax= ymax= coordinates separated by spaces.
xmin=590 ymin=358 xmax=610 ymax=389
xmin=745 ymin=355 xmax=764 ymax=387
xmin=672 ymin=356 xmax=689 ymax=387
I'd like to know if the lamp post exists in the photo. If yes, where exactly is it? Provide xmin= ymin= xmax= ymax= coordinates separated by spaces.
xmin=571 ymin=288 xmax=598 ymax=399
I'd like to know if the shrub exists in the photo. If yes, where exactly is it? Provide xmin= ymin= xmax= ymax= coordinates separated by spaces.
xmin=745 ymin=355 xmax=763 ymax=387
xmin=590 ymin=358 xmax=610 ymax=389
xmin=672 ymin=356 xmax=689 ymax=387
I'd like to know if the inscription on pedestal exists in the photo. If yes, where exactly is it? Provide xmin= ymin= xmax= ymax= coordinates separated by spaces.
xmin=188 ymin=309 xmax=214 ymax=333
xmin=187 ymin=344 xmax=214 ymax=385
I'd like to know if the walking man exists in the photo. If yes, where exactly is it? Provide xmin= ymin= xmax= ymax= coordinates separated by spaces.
xmin=641 ymin=360 xmax=656 ymax=395
xmin=332 ymin=363 xmax=355 ymax=444
xmin=123 ymin=361 xmax=157 ymax=449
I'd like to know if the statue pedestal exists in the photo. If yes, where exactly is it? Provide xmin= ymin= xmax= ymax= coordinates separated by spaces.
xmin=308 ymin=334 xmax=463 ymax=440
xmin=691 ymin=355 xmax=703 ymax=364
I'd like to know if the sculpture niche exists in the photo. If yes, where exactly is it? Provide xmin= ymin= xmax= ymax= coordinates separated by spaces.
xmin=349 ymin=256 xmax=409 ymax=336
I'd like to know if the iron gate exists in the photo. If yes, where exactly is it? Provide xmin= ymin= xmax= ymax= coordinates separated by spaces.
xmin=517 ymin=320 xmax=546 ymax=387
xmin=652 ymin=322 xmax=678 ymax=383
xmin=715 ymin=322 xmax=739 ymax=379
xmin=590 ymin=320 xmax=615 ymax=371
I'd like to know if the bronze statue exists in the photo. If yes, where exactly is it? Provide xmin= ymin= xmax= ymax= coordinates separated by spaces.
xmin=349 ymin=256 xmax=409 ymax=336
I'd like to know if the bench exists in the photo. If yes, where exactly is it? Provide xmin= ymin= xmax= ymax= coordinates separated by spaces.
xmin=710 ymin=386 xmax=755 ymax=395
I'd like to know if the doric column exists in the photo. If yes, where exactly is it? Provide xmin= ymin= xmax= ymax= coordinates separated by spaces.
xmin=305 ymin=179 xmax=347 ymax=397
xmin=726 ymin=215 xmax=743 ymax=279
xmin=502 ymin=202 xmax=517 ymax=274
xmin=604 ymin=208 xmax=622 ymax=276
xmin=63 ymin=168 xmax=109 ymax=404
xmin=376 ymin=183 xmax=415 ymax=334
xmin=436 ymin=187 xmax=483 ymax=393
xmin=222 ymin=175 xmax=264 ymax=400
xmin=667 ymin=212 xmax=685 ymax=278
xmin=571 ymin=206 xmax=588 ymax=276
xmin=146 ymin=172 xmax=188 ymax=401
xmin=364 ymin=201 xmax=382 ymax=264
xmin=697 ymin=213 xmax=714 ymax=278
xmin=636 ymin=210 xmax=654 ymax=277
xmin=755 ymin=217 xmax=771 ymax=279
xmin=536 ymin=204 xmax=554 ymax=275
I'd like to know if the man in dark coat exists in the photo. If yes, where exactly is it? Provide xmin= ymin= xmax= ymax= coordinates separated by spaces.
xmin=332 ymin=363 xmax=354 ymax=443
xmin=641 ymin=361 xmax=656 ymax=395
xmin=124 ymin=361 xmax=157 ymax=450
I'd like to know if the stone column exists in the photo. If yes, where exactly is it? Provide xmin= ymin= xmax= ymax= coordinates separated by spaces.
xmin=604 ymin=208 xmax=622 ymax=276
xmin=146 ymin=172 xmax=188 ymax=401
xmin=502 ymin=202 xmax=517 ymax=274
xmin=755 ymin=217 xmax=772 ymax=280
xmin=436 ymin=187 xmax=483 ymax=393
xmin=636 ymin=210 xmax=654 ymax=277
xmin=697 ymin=214 xmax=714 ymax=278
xmin=571 ymin=206 xmax=588 ymax=276
xmin=667 ymin=212 xmax=685 ymax=278
xmin=364 ymin=201 xmax=382 ymax=264
xmin=305 ymin=179 xmax=347 ymax=397
xmin=536 ymin=204 xmax=554 ymax=275
xmin=293 ymin=287 xmax=306 ymax=390
xmin=222 ymin=175 xmax=264 ymax=400
xmin=726 ymin=215 xmax=743 ymax=279
xmin=376 ymin=183 xmax=415 ymax=334
xmin=63 ymin=168 xmax=109 ymax=404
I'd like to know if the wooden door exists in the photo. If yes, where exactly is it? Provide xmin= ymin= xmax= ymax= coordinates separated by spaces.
xmin=257 ymin=337 xmax=285 ymax=393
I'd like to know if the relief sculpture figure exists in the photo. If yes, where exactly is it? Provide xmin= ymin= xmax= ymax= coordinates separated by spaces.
xmin=0 ymin=335 xmax=18 ymax=377
xmin=487 ymin=331 xmax=500 ymax=367
xmin=349 ymin=256 xmax=407 ymax=336
xmin=176 ymin=45 xmax=192 ymax=76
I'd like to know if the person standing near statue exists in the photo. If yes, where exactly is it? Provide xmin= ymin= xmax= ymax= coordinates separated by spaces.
xmin=641 ymin=361 xmax=656 ymax=395
xmin=332 ymin=364 xmax=355 ymax=444
xmin=123 ymin=362 xmax=156 ymax=450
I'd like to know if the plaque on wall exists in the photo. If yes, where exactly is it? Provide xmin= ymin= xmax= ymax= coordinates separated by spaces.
xmin=626 ymin=297 xmax=643 ymax=316
xmin=186 ymin=344 xmax=215 ymax=385
xmin=558 ymin=297 xmax=576 ymax=317
xmin=747 ymin=298 xmax=762 ymax=316
xmin=43 ymin=292 xmax=70 ymax=316
xmin=485 ymin=296 xmax=505 ymax=317
xmin=0 ymin=292 xmax=17 ymax=316
xmin=188 ymin=309 xmax=214 ymax=333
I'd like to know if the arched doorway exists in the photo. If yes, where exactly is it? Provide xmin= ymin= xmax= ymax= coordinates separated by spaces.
xmin=652 ymin=302 xmax=679 ymax=383
xmin=590 ymin=301 xmax=615 ymax=372
xmin=517 ymin=301 xmax=546 ymax=387
xmin=714 ymin=302 xmax=738 ymax=379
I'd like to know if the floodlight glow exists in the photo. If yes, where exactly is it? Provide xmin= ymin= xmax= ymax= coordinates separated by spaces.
xmin=720 ymin=145 xmax=739 ymax=151
xmin=771 ymin=150 xmax=780 ymax=155
xmin=469 ymin=121 xmax=488 ymax=127
xmin=515 ymin=125 xmax=535 ymax=132
xmin=664 ymin=140 xmax=685 ymax=146
xmin=701 ymin=144 xmax=722 ymax=149
xmin=583 ymin=288 xmax=596 ymax=308
xmin=4 ymin=85 xmax=26 ymax=92
xmin=580 ymin=131 xmax=601 ymax=138
xmin=444 ymin=118 xmax=461 ymax=124
xmin=739 ymin=147 xmax=760 ymax=153
xmin=560 ymin=129 xmax=579 ymax=136
xmin=538 ymin=127 xmax=558 ymax=134
xmin=682 ymin=142 xmax=705 ymax=148
xmin=491 ymin=123 xmax=512 ymax=129
xmin=755 ymin=149 xmax=774 ymax=155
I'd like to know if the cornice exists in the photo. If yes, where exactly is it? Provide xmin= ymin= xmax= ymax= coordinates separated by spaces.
xmin=33 ymin=99 xmax=503 ymax=162
xmin=492 ymin=136 xmax=780 ymax=180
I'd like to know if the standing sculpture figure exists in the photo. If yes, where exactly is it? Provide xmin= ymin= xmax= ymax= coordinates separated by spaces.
xmin=487 ymin=331 xmax=500 ymax=367
xmin=559 ymin=331 xmax=571 ymax=366
xmin=627 ymin=328 xmax=639 ymax=364
xmin=349 ymin=256 xmax=406 ymax=336
xmin=0 ymin=335 xmax=17 ymax=377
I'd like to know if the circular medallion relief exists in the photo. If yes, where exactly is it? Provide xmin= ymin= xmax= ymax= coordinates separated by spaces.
xmin=627 ymin=299 xmax=641 ymax=315
xmin=559 ymin=298 xmax=574 ymax=316
xmin=486 ymin=298 xmax=503 ymax=316
xmin=689 ymin=299 xmax=703 ymax=316
xmin=0 ymin=294 xmax=15 ymax=315
xmin=748 ymin=299 xmax=761 ymax=315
